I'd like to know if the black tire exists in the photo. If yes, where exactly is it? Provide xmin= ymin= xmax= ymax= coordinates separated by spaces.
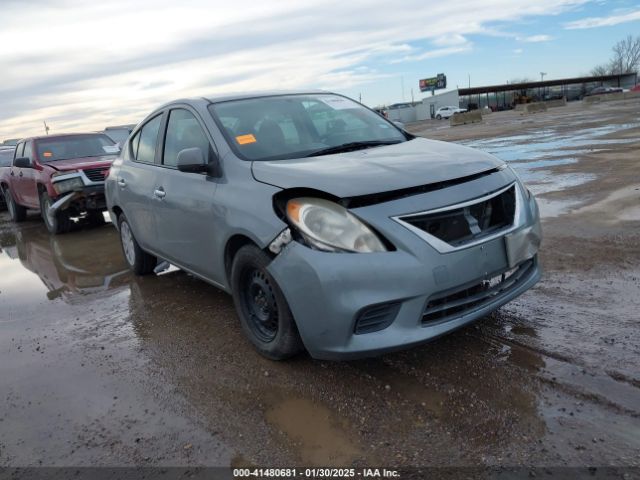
xmin=117 ymin=213 xmax=156 ymax=275
xmin=40 ymin=192 xmax=72 ymax=234
xmin=436 ymin=114 xmax=442 ymax=120
xmin=86 ymin=210 xmax=107 ymax=227
xmin=4 ymin=186 xmax=27 ymax=222
xmin=230 ymin=245 xmax=303 ymax=360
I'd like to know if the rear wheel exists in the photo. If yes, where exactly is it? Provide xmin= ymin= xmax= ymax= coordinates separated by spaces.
xmin=230 ymin=245 xmax=303 ymax=360
xmin=40 ymin=192 xmax=72 ymax=234
xmin=118 ymin=213 xmax=156 ymax=275
xmin=4 ymin=186 xmax=27 ymax=222
xmin=436 ymin=114 xmax=442 ymax=120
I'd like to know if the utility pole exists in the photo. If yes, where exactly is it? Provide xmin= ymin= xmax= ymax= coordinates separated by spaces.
xmin=401 ymin=76 xmax=405 ymax=102
xmin=468 ymin=74 xmax=471 ymax=88
xmin=539 ymin=72 xmax=547 ymax=99
xmin=43 ymin=121 xmax=49 ymax=135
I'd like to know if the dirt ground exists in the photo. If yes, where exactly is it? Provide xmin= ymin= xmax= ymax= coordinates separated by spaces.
xmin=0 ymin=98 xmax=639 ymax=471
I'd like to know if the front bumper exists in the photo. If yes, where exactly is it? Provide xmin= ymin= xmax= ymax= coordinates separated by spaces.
xmin=269 ymin=239 xmax=540 ymax=360
xmin=267 ymin=177 xmax=542 ymax=360
xmin=51 ymin=170 xmax=107 ymax=215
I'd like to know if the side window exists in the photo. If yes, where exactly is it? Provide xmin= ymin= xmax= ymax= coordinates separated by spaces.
xmin=128 ymin=131 xmax=140 ymax=160
xmin=135 ymin=115 xmax=162 ymax=164
xmin=14 ymin=142 xmax=24 ymax=162
xmin=23 ymin=142 xmax=32 ymax=160
xmin=163 ymin=109 xmax=210 ymax=167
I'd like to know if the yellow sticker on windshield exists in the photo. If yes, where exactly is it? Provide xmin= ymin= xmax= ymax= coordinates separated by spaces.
xmin=43 ymin=151 xmax=53 ymax=157
xmin=236 ymin=134 xmax=256 ymax=145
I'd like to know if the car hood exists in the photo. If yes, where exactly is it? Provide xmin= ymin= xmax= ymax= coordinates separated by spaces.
xmin=251 ymin=138 xmax=505 ymax=198
xmin=47 ymin=155 xmax=116 ymax=172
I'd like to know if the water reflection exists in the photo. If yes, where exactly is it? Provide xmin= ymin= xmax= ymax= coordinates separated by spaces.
xmin=0 ymin=221 xmax=130 ymax=303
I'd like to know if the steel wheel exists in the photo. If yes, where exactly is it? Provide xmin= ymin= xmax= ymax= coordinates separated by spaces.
xmin=241 ymin=268 xmax=279 ymax=342
xmin=230 ymin=244 xmax=303 ymax=359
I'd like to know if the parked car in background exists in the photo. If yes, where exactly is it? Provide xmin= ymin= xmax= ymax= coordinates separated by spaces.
xmin=585 ymin=86 xmax=623 ymax=96
xmin=0 ymin=133 xmax=120 ymax=234
xmin=0 ymin=147 xmax=15 ymax=211
xmin=107 ymin=91 xmax=541 ymax=361
xmin=435 ymin=106 xmax=466 ymax=120
xmin=1 ymin=139 xmax=20 ymax=147
xmin=102 ymin=124 xmax=136 ymax=147
xmin=630 ymin=85 xmax=640 ymax=92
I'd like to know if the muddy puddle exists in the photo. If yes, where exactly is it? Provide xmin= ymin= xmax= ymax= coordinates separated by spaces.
xmin=265 ymin=395 xmax=362 ymax=465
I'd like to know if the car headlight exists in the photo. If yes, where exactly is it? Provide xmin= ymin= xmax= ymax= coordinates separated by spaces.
xmin=286 ymin=197 xmax=387 ymax=253
xmin=53 ymin=175 xmax=84 ymax=194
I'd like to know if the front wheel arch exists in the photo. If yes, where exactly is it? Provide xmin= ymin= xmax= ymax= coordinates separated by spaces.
xmin=224 ymin=234 xmax=264 ymax=289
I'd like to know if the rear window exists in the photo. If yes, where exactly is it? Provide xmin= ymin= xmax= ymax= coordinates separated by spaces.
xmin=0 ymin=149 xmax=14 ymax=167
xmin=35 ymin=134 xmax=118 ymax=162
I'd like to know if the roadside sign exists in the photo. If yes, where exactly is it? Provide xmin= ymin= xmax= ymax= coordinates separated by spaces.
xmin=419 ymin=73 xmax=447 ymax=92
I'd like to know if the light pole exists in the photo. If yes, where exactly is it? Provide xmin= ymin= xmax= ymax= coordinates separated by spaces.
xmin=539 ymin=72 xmax=547 ymax=99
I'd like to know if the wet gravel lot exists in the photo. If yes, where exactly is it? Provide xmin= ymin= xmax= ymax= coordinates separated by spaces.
xmin=1 ymin=99 xmax=639 ymax=469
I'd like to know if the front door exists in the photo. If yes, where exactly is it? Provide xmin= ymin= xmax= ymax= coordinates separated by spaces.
xmin=152 ymin=108 xmax=219 ymax=279
xmin=14 ymin=141 xmax=39 ymax=208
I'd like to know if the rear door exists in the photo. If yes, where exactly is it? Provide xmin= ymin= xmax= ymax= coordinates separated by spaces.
xmin=151 ymin=107 xmax=219 ymax=279
xmin=116 ymin=114 xmax=164 ymax=252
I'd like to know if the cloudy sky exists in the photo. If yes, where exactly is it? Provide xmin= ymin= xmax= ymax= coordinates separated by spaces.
xmin=1 ymin=0 xmax=639 ymax=139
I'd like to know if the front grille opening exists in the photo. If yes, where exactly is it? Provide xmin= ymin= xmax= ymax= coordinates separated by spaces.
xmin=83 ymin=167 xmax=108 ymax=182
xmin=354 ymin=302 xmax=401 ymax=334
xmin=422 ymin=259 xmax=533 ymax=324
xmin=402 ymin=185 xmax=515 ymax=247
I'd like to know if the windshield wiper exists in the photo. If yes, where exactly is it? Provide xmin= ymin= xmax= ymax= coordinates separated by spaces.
xmin=305 ymin=140 xmax=402 ymax=157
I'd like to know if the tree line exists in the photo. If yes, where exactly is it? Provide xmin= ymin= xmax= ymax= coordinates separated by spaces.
xmin=591 ymin=35 xmax=640 ymax=76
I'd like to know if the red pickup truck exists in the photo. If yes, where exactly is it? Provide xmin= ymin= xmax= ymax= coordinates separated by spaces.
xmin=0 ymin=133 xmax=119 ymax=234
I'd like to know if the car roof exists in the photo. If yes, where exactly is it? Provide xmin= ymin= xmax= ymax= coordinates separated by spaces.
xmin=18 ymin=132 xmax=111 ymax=142
xmin=153 ymin=90 xmax=333 ymax=111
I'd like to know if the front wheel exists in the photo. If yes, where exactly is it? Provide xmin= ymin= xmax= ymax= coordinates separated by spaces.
xmin=230 ymin=245 xmax=303 ymax=360
xmin=436 ymin=114 xmax=442 ymax=120
xmin=40 ymin=192 xmax=72 ymax=234
xmin=118 ymin=213 xmax=157 ymax=275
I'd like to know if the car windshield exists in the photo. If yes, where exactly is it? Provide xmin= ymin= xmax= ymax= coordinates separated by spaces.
xmin=35 ymin=134 xmax=118 ymax=162
xmin=208 ymin=94 xmax=407 ymax=161
xmin=0 ymin=149 xmax=14 ymax=167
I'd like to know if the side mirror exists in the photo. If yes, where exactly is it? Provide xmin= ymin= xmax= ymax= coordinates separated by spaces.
xmin=14 ymin=157 xmax=32 ymax=169
xmin=176 ymin=147 xmax=221 ymax=176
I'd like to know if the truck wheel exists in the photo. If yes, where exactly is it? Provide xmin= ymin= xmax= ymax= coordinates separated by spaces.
xmin=118 ymin=213 xmax=156 ymax=275
xmin=230 ymin=244 xmax=303 ymax=360
xmin=4 ymin=187 xmax=27 ymax=223
xmin=40 ymin=192 xmax=72 ymax=234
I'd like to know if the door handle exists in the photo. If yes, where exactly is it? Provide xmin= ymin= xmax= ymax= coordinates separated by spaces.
xmin=153 ymin=188 xmax=166 ymax=199
xmin=117 ymin=179 xmax=126 ymax=187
